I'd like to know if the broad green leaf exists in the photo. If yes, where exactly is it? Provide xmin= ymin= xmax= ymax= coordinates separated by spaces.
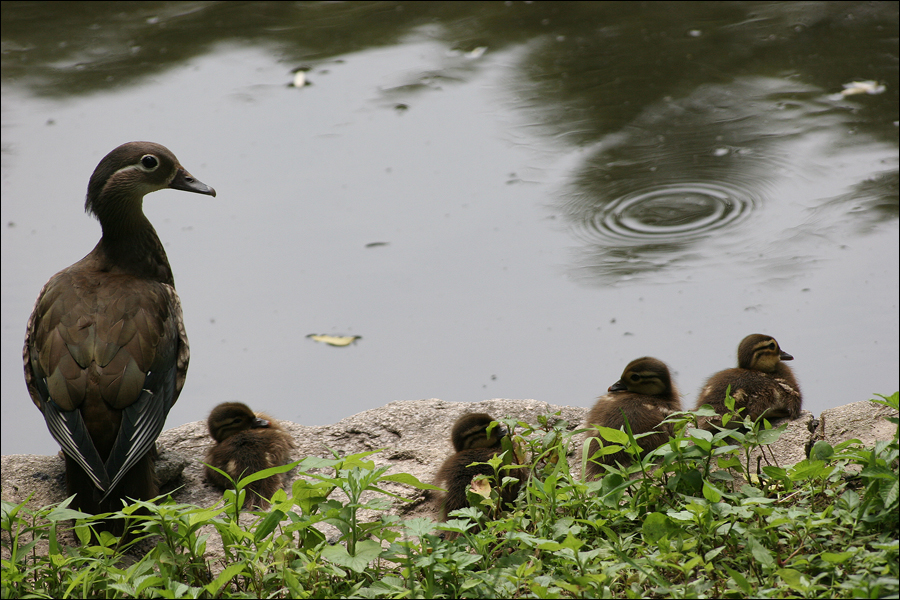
xmin=820 ymin=551 xmax=853 ymax=564
xmin=596 ymin=426 xmax=630 ymax=445
xmin=859 ymin=466 xmax=896 ymax=480
xmin=642 ymin=512 xmax=678 ymax=544
xmin=747 ymin=536 xmax=775 ymax=568
xmin=808 ymin=440 xmax=834 ymax=461
xmin=757 ymin=425 xmax=785 ymax=445
xmin=187 ymin=506 xmax=228 ymax=527
xmin=206 ymin=561 xmax=247 ymax=595
xmin=380 ymin=472 xmax=443 ymax=490
xmin=884 ymin=478 xmax=899 ymax=508
xmin=777 ymin=568 xmax=809 ymax=591
xmin=687 ymin=428 xmax=713 ymax=442
xmin=254 ymin=509 xmax=286 ymax=542
xmin=321 ymin=539 xmax=382 ymax=573
xmin=560 ymin=532 xmax=584 ymax=551
xmin=789 ymin=460 xmax=826 ymax=481
xmin=703 ymin=480 xmax=722 ymax=503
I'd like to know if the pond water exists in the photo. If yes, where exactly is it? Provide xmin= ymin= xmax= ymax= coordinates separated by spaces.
xmin=2 ymin=2 xmax=897 ymax=455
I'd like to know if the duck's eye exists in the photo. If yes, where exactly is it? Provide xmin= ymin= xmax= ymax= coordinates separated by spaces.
xmin=629 ymin=373 xmax=641 ymax=382
xmin=140 ymin=155 xmax=159 ymax=170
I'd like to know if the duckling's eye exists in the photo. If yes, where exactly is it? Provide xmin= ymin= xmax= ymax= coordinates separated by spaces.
xmin=629 ymin=374 xmax=641 ymax=382
xmin=140 ymin=155 xmax=159 ymax=170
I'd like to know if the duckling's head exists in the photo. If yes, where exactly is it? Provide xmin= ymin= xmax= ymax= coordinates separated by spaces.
xmin=207 ymin=402 xmax=270 ymax=443
xmin=608 ymin=357 xmax=673 ymax=396
xmin=85 ymin=141 xmax=216 ymax=219
xmin=451 ymin=412 xmax=506 ymax=452
xmin=737 ymin=334 xmax=793 ymax=373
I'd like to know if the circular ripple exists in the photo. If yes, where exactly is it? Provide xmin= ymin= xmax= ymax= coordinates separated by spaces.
xmin=585 ymin=182 xmax=755 ymax=244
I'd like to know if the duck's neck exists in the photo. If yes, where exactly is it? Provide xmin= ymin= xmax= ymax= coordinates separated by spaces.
xmin=92 ymin=192 xmax=175 ymax=286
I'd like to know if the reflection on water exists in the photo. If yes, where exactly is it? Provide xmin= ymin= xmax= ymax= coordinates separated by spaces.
xmin=556 ymin=74 xmax=896 ymax=282
xmin=812 ymin=170 xmax=900 ymax=233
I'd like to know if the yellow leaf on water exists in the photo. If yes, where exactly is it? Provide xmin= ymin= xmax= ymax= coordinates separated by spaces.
xmin=306 ymin=334 xmax=361 ymax=347
xmin=840 ymin=80 xmax=885 ymax=96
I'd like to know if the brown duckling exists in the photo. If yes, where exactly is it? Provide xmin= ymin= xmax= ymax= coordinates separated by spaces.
xmin=584 ymin=357 xmax=681 ymax=478
xmin=694 ymin=334 xmax=801 ymax=427
xmin=434 ymin=412 xmax=525 ymax=526
xmin=204 ymin=402 xmax=296 ymax=508
xmin=23 ymin=142 xmax=215 ymax=535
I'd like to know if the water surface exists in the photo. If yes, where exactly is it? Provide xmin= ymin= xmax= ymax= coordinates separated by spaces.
xmin=2 ymin=2 xmax=897 ymax=454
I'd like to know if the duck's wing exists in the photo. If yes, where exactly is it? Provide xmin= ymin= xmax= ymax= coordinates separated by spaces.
xmin=100 ymin=283 xmax=188 ymax=501
xmin=42 ymin=391 xmax=112 ymax=491
xmin=100 ymin=388 xmax=163 ymax=502
xmin=24 ymin=269 xmax=189 ymax=498
xmin=24 ymin=272 xmax=112 ymax=491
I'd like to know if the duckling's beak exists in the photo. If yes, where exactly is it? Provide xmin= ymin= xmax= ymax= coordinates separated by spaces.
xmin=779 ymin=350 xmax=794 ymax=361
xmin=252 ymin=416 xmax=270 ymax=428
xmin=609 ymin=380 xmax=628 ymax=392
xmin=169 ymin=167 xmax=216 ymax=197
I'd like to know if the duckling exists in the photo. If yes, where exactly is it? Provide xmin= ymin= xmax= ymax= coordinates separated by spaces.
xmin=434 ymin=413 xmax=525 ymax=526
xmin=584 ymin=357 xmax=681 ymax=478
xmin=204 ymin=402 xmax=296 ymax=508
xmin=694 ymin=334 xmax=801 ymax=427
xmin=23 ymin=142 xmax=215 ymax=534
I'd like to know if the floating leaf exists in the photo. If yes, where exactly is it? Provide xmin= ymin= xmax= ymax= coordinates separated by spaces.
xmin=840 ymin=80 xmax=885 ymax=96
xmin=307 ymin=334 xmax=361 ymax=347
xmin=290 ymin=66 xmax=310 ymax=88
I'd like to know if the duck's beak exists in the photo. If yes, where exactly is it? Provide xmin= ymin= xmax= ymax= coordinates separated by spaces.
xmin=609 ymin=379 xmax=628 ymax=392
xmin=779 ymin=350 xmax=794 ymax=361
xmin=252 ymin=417 xmax=270 ymax=428
xmin=169 ymin=167 xmax=216 ymax=197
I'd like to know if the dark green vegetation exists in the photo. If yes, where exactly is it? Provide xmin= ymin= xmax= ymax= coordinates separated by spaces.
xmin=3 ymin=393 xmax=898 ymax=599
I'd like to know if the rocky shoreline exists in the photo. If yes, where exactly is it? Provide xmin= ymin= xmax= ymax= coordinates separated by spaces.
xmin=3 ymin=397 xmax=897 ymax=516
xmin=2 ymin=397 xmax=896 ymax=557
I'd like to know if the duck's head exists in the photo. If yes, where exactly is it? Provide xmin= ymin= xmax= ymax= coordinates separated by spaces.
xmin=737 ymin=334 xmax=793 ymax=372
xmin=85 ymin=141 xmax=215 ymax=221
xmin=608 ymin=357 xmax=674 ymax=396
xmin=207 ymin=402 xmax=270 ymax=443
xmin=451 ymin=412 xmax=506 ymax=452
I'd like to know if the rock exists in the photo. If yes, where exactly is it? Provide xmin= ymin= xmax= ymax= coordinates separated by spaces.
xmin=820 ymin=399 xmax=899 ymax=449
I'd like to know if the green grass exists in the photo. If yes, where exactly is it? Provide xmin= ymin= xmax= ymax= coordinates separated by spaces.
xmin=3 ymin=392 xmax=898 ymax=599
